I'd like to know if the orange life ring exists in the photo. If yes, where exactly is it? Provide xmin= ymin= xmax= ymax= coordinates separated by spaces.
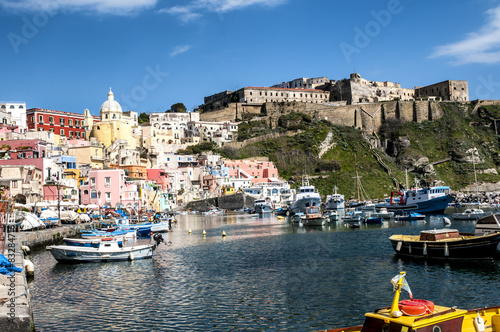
xmin=399 ymin=299 xmax=435 ymax=316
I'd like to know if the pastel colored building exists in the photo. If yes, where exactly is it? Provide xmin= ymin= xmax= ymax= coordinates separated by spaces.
xmin=80 ymin=169 xmax=140 ymax=208
xmin=147 ymin=169 xmax=170 ymax=191
xmin=224 ymin=160 xmax=279 ymax=185
xmin=0 ymin=139 xmax=47 ymax=159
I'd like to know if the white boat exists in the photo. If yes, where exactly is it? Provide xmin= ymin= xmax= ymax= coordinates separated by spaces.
xmin=324 ymin=187 xmax=345 ymax=215
xmin=452 ymin=208 xmax=490 ymax=220
xmin=150 ymin=222 xmax=170 ymax=233
xmin=370 ymin=207 xmax=394 ymax=219
xmin=324 ymin=210 xmax=340 ymax=222
xmin=254 ymin=197 xmax=274 ymax=214
xmin=47 ymin=234 xmax=165 ymax=263
xmin=289 ymin=176 xmax=322 ymax=215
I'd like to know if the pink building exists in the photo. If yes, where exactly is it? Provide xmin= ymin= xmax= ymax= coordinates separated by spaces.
xmin=0 ymin=139 xmax=47 ymax=159
xmin=147 ymin=169 xmax=170 ymax=191
xmin=224 ymin=160 xmax=279 ymax=185
xmin=80 ymin=169 xmax=138 ymax=208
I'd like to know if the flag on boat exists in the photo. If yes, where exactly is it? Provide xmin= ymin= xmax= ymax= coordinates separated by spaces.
xmin=391 ymin=273 xmax=413 ymax=300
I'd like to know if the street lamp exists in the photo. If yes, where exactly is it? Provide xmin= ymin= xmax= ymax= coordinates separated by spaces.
xmin=98 ymin=191 xmax=101 ymax=219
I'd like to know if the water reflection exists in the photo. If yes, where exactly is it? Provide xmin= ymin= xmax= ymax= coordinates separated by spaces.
xmin=29 ymin=212 xmax=500 ymax=331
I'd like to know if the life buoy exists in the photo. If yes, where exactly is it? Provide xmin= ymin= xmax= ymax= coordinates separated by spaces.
xmin=399 ymin=299 xmax=435 ymax=316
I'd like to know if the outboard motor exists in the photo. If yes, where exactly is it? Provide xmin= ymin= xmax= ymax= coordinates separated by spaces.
xmin=153 ymin=233 xmax=165 ymax=246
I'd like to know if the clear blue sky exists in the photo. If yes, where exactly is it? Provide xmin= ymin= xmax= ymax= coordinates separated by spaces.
xmin=1 ymin=0 xmax=500 ymax=115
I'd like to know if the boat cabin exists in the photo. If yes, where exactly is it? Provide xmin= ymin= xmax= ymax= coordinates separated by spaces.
xmin=475 ymin=212 xmax=500 ymax=235
xmin=419 ymin=229 xmax=460 ymax=241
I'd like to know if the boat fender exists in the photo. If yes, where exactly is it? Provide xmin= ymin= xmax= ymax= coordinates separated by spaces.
xmin=21 ymin=245 xmax=30 ymax=254
xmin=129 ymin=253 xmax=134 ymax=261
xmin=399 ymin=299 xmax=434 ymax=316
xmin=24 ymin=259 xmax=34 ymax=278
xmin=474 ymin=312 xmax=485 ymax=332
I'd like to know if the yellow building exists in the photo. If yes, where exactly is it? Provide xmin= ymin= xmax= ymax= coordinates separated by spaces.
xmin=67 ymin=144 xmax=105 ymax=169
xmin=90 ymin=89 xmax=136 ymax=149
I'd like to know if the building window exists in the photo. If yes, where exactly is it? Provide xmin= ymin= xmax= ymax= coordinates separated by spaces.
xmin=68 ymin=119 xmax=73 ymax=127
xmin=69 ymin=131 xmax=73 ymax=138
xmin=12 ymin=180 xmax=18 ymax=188
xmin=60 ymin=118 xmax=65 ymax=126
xmin=91 ymin=190 xmax=97 ymax=198
xmin=90 ymin=177 xmax=96 ymax=187
xmin=38 ymin=115 xmax=43 ymax=123
xmin=75 ymin=120 xmax=79 ymax=127
xmin=105 ymin=192 xmax=111 ymax=202
xmin=60 ymin=129 xmax=64 ymax=136
xmin=76 ymin=132 xmax=80 ymax=138
xmin=49 ymin=116 xmax=54 ymax=124
xmin=105 ymin=177 xmax=111 ymax=187
xmin=30 ymin=116 xmax=34 ymax=123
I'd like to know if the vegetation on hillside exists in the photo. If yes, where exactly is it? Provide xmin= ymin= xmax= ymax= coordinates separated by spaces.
xmin=193 ymin=104 xmax=500 ymax=199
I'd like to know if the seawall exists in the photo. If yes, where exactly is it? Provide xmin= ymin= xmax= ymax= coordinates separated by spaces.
xmin=16 ymin=223 xmax=98 ymax=250
xmin=0 ymin=233 xmax=33 ymax=331
xmin=186 ymin=193 xmax=255 ymax=212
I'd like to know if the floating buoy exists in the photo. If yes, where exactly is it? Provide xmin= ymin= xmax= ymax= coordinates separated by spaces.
xmin=188 ymin=229 xmax=192 ymax=234
xmin=277 ymin=216 xmax=285 ymax=220
xmin=202 ymin=230 xmax=206 ymax=236
xmin=222 ymin=230 xmax=226 ymax=237
xmin=443 ymin=217 xmax=451 ymax=225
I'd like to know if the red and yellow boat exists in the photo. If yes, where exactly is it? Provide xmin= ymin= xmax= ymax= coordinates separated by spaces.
xmin=319 ymin=272 xmax=500 ymax=332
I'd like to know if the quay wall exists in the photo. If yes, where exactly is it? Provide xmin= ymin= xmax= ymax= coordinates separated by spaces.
xmin=186 ymin=193 xmax=255 ymax=212
xmin=17 ymin=222 xmax=98 ymax=249
xmin=0 ymin=236 xmax=33 ymax=331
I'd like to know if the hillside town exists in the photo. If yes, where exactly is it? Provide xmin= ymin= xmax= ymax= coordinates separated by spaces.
xmin=0 ymin=73 xmax=469 ymax=214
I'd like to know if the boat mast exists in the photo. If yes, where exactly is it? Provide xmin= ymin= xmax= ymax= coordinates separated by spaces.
xmin=472 ymin=149 xmax=479 ymax=202
xmin=355 ymin=156 xmax=360 ymax=202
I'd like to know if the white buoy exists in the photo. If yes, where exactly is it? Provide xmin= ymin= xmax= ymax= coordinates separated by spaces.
xmin=443 ymin=217 xmax=451 ymax=225
xmin=24 ymin=259 xmax=34 ymax=278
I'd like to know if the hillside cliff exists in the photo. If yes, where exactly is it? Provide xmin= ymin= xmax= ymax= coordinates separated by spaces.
xmin=215 ymin=101 xmax=500 ymax=200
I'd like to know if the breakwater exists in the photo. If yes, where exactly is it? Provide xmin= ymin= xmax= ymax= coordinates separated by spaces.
xmin=185 ymin=193 xmax=255 ymax=212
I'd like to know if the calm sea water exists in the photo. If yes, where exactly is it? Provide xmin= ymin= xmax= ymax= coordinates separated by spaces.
xmin=29 ymin=213 xmax=500 ymax=331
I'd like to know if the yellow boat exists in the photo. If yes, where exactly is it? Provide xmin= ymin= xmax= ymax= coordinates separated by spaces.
xmin=319 ymin=272 xmax=500 ymax=332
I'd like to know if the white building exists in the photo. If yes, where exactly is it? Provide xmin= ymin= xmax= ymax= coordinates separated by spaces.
xmin=0 ymin=102 xmax=27 ymax=132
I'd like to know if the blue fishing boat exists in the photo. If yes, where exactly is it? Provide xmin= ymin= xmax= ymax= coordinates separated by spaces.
xmin=395 ymin=212 xmax=426 ymax=221
xmin=365 ymin=216 xmax=383 ymax=224
xmin=377 ymin=185 xmax=452 ymax=214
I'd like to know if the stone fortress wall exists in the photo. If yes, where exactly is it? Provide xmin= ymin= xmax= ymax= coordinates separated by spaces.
xmin=200 ymin=100 xmax=447 ymax=134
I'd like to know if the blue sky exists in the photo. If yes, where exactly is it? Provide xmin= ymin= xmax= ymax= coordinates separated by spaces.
xmin=1 ymin=0 xmax=500 ymax=115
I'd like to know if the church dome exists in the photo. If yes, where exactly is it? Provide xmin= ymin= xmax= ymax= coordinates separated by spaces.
xmin=100 ymin=88 xmax=123 ymax=115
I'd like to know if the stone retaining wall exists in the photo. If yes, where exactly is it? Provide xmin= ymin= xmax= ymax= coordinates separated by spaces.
xmin=186 ymin=193 xmax=255 ymax=212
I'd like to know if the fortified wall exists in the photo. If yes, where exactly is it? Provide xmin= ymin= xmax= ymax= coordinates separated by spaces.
xmin=200 ymin=101 xmax=447 ymax=133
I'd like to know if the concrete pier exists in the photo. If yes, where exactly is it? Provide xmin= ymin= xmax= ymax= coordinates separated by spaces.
xmin=17 ymin=222 xmax=100 ymax=249
xmin=0 ymin=235 xmax=34 ymax=331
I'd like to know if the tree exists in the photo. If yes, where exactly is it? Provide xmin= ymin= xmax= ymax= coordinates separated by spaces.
xmin=168 ymin=103 xmax=187 ymax=113
xmin=138 ymin=112 xmax=149 ymax=124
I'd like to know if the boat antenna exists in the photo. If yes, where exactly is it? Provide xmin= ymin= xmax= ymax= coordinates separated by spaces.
xmin=355 ymin=156 xmax=360 ymax=202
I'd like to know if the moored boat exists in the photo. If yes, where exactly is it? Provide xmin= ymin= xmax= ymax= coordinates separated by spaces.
xmin=63 ymin=237 xmax=123 ymax=248
xmin=389 ymin=229 xmax=500 ymax=259
xmin=319 ymin=272 xmax=500 ymax=332
xmin=377 ymin=185 xmax=453 ymax=214
xmin=47 ymin=234 xmax=165 ymax=263
xmin=254 ymin=197 xmax=274 ymax=214
xmin=475 ymin=212 xmax=500 ymax=235
xmin=452 ymin=208 xmax=491 ymax=220
xmin=324 ymin=186 xmax=345 ymax=216
xmin=394 ymin=212 xmax=425 ymax=221
xmin=301 ymin=206 xmax=325 ymax=226
xmin=289 ymin=176 xmax=322 ymax=216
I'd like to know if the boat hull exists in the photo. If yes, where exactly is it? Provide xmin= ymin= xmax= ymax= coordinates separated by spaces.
xmin=389 ymin=233 xmax=500 ymax=259
xmin=302 ymin=217 xmax=325 ymax=226
xmin=47 ymin=244 xmax=155 ymax=263
xmin=378 ymin=195 xmax=453 ymax=214
xmin=290 ymin=197 xmax=322 ymax=215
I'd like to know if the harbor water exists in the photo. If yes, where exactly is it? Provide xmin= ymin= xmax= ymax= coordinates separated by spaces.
xmin=29 ymin=213 xmax=500 ymax=331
